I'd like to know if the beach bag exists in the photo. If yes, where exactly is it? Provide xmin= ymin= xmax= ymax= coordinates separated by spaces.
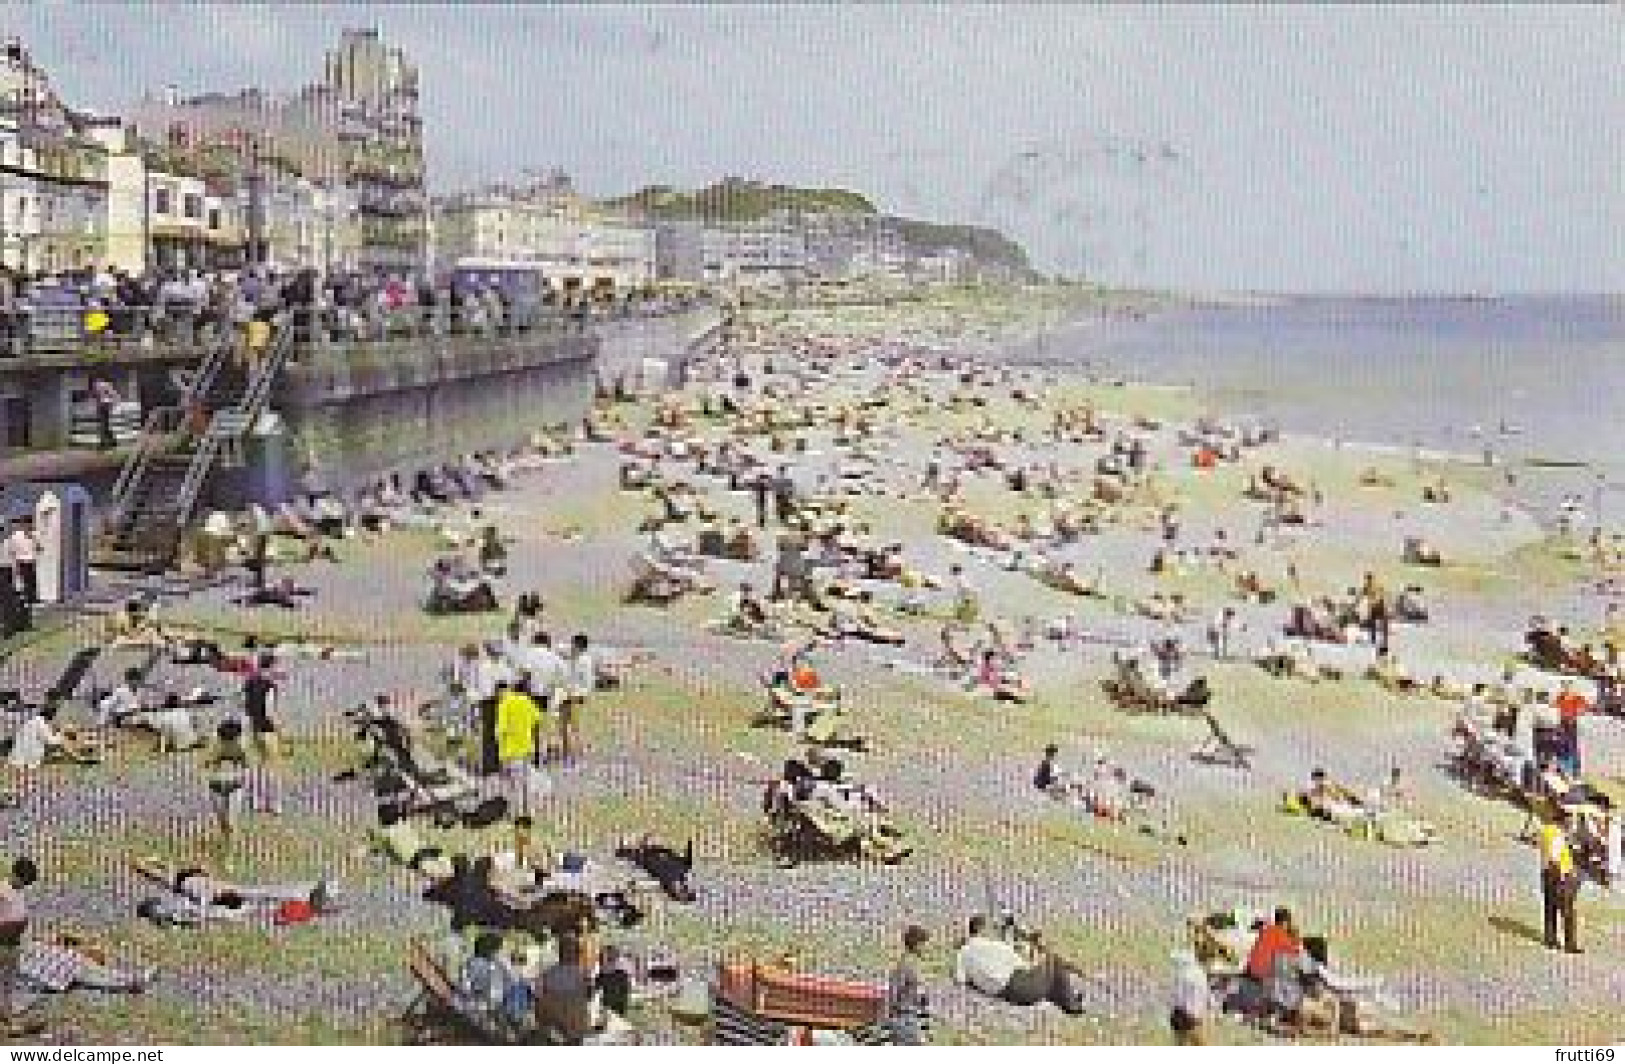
xmin=274 ymin=899 xmax=315 ymax=926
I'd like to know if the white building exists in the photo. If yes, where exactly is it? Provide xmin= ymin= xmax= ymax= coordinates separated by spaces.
xmin=700 ymin=219 xmax=807 ymax=288
xmin=433 ymin=187 xmax=654 ymax=293
xmin=0 ymin=37 xmax=108 ymax=274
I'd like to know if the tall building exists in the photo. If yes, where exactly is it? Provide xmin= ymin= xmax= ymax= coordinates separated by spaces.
xmin=128 ymin=27 xmax=425 ymax=276
xmin=317 ymin=29 xmax=425 ymax=275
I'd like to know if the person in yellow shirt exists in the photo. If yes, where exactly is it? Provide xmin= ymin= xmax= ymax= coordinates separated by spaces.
xmin=1538 ymin=814 xmax=1581 ymax=953
xmin=494 ymin=682 xmax=547 ymax=815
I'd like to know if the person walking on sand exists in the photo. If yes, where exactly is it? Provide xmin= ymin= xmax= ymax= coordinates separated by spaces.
xmin=1539 ymin=813 xmax=1582 ymax=954
xmin=242 ymin=655 xmax=283 ymax=815
xmin=558 ymin=633 xmax=595 ymax=766
xmin=886 ymin=926 xmax=932 ymax=1045
xmin=752 ymin=471 xmax=771 ymax=530
xmin=204 ymin=719 xmax=250 ymax=848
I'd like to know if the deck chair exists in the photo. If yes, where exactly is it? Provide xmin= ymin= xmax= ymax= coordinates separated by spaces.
xmin=626 ymin=554 xmax=684 ymax=605
xmin=1190 ymin=710 xmax=1253 ymax=769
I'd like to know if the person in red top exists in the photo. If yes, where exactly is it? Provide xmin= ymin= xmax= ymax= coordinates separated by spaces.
xmin=1553 ymin=682 xmax=1588 ymax=774
xmin=1245 ymin=907 xmax=1301 ymax=979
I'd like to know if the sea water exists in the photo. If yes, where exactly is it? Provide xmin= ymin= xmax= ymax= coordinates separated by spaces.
xmin=1051 ymin=295 xmax=1625 ymax=526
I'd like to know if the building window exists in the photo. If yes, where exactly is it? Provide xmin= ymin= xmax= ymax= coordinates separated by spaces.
xmin=153 ymin=188 xmax=172 ymax=216
xmin=183 ymin=194 xmax=203 ymax=220
xmin=207 ymin=208 xmax=221 ymax=231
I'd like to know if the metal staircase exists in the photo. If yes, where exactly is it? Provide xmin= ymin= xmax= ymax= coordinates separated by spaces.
xmin=98 ymin=324 xmax=299 ymax=572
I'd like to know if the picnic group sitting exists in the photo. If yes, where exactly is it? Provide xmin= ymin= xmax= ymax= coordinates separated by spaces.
xmin=439 ymin=926 xmax=642 ymax=1045
xmin=695 ymin=518 xmax=761 ymax=562
xmin=1281 ymin=767 xmax=1438 ymax=847
xmin=1032 ymin=744 xmax=1165 ymax=828
xmin=1103 ymin=643 xmax=1211 ymax=713
xmin=762 ymin=747 xmax=911 ymax=864
xmin=1244 ymin=465 xmax=1306 ymax=502
xmin=1030 ymin=559 xmax=1103 ymax=598
xmin=629 ymin=526 xmax=715 ymax=602
xmin=714 ymin=582 xmax=781 ymax=640
xmin=132 ymin=858 xmax=343 ymax=927
xmin=94 ymin=668 xmax=210 ymax=753
xmin=936 ymin=624 xmax=1033 ymax=702
xmin=1184 ymin=906 xmax=1430 ymax=1042
xmin=4 ymin=702 xmax=104 ymax=776
xmin=1401 ymin=536 xmax=1443 ymax=567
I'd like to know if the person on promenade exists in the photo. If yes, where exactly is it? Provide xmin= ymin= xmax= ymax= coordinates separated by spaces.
xmin=1539 ymin=813 xmax=1582 ymax=953
xmin=0 ymin=534 xmax=24 ymax=638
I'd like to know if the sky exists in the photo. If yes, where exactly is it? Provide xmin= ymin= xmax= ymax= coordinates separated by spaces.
xmin=8 ymin=2 xmax=1623 ymax=294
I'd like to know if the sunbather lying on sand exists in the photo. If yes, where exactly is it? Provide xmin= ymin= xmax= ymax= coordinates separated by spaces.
xmin=132 ymin=858 xmax=341 ymax=925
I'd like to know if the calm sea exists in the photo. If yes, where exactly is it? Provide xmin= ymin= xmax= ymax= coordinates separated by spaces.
xmin=1045 ymin=296 xmax=1625 ymax=524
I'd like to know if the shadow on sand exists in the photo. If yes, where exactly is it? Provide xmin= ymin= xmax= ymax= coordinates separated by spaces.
xmin=1487 ymin=914 xmax=1545 ymax=947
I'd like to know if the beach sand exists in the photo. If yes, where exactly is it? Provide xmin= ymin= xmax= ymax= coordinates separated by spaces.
xmin=2 ymin=288 xmax=1620 ymax=1045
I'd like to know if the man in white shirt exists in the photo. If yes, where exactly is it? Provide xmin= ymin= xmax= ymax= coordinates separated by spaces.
xmin=95 ymin=669 xmax=148 ymax=728
xmin=952 ymin=915 xmax=1083 ymax=1013
xmin=514 ymin=632 xmax=566 ymax=710
xmin=557 ymin=634 xmax=595 ymax=764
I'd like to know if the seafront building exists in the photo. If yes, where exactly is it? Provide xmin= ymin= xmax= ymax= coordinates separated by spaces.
xmin=430 ymin=178 xmax=656 ymax=294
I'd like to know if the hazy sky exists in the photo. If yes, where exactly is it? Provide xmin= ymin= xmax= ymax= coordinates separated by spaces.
xmin=10 ymin=3 xmax=1622 ymax=293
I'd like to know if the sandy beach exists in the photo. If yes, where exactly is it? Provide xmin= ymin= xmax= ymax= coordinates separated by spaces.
xmin=2 ymin=288 xmax=1621 ymax=1046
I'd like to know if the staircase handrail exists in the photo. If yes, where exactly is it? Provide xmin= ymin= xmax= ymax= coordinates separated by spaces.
xmin=169 ymin=322 xmax=298 ymax=538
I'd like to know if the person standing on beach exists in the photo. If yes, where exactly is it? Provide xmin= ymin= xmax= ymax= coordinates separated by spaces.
xmin=0 ymin=857 xmax=39 ymax=1034
xmin=242 ymin=655 xmax=282 ymax=815
xmin=885 ymin=926 xmax=932 ymax=1045
xmin=1207 ymin=607 xmax=1238 ymax=660
xmin=204 ymin=719 xmax=250 ymax=847
xmin=4 ymin=523 xmax=38 ymax=606
xmin=1553 ymin=682 xmax=1588 ymax=775
xmin=1539 ymin=814 xmax=1581 ymax=954
xmin=558 ymin=634 xmax=595 ymax=766
xmin=752 ymin=471 xmax=771 ymax=530
xmin=494 ymin=680 xmax=547 ymax=814
xmin=772 ymin=466 xmax=797 ymax=526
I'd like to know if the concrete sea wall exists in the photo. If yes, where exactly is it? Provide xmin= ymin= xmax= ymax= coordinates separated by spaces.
xmin=234 ymin=309 xmax=721 ymax=505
